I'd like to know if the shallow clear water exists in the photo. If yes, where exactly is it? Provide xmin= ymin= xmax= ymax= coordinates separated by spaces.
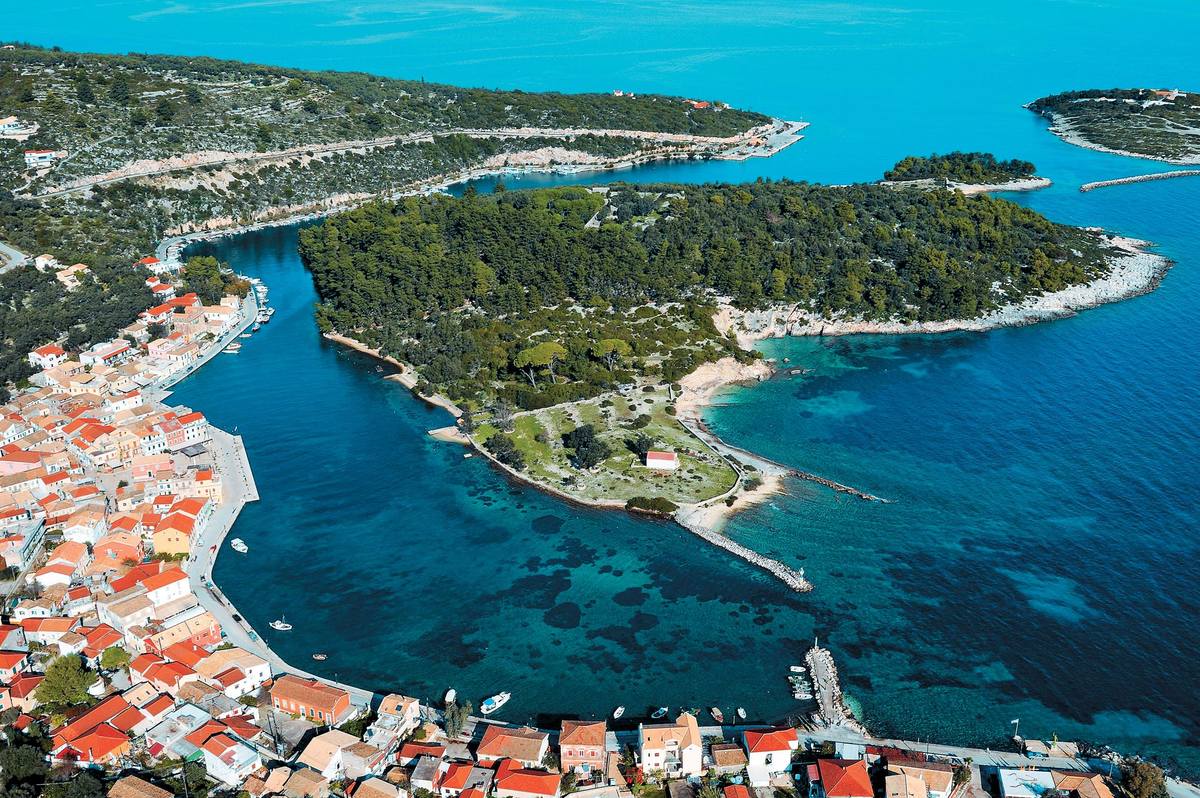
xmin=13 ymin=0 xmax=1200 ymax=774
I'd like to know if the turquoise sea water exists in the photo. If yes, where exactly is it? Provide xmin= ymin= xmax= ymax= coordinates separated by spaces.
xmin=12 ymin=0 xmax=1200 ymax=774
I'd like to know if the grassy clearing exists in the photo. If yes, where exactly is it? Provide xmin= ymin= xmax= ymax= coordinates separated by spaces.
xmin=477 ymin=385 xmax=738 ymax=505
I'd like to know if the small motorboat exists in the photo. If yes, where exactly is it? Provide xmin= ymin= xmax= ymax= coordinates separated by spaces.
xmin=480 ymin=692 xmax=511 ymax=715
xmin=240 ymin=333 xmax=252 ymax=339
xmin=444 ymin=688 xmax=457 ymax=706
xmin=736 ymin=707 xmax=747 ymax=720
xmin=796 ymin=693 xmax=813 ymax=701
xmin=312 ymin=653 xmax=328 ymax=661
xmin=613 ymin=706 xmax=625 ymax=719
xmin=230 ymin=538 xmax=248 ymax=553
xmin=252 ymin=324 xmax=261 ymax=332
xmin=266 ymin=307 xmax=276 ymax=317
xmin=463 ymin=453 xmax=473 ymax=458
xmin=651 ymin=706 xmax=669 ymax=719
xmin=710 ymin=707 xmax=725 ymax=724
xmin=224 ymin=342 xmax=242 ymax=353
xmin=269 ymin=617 xmax=292 ymax=631
xmin=789 ymin=665 xmax=806 ymax=673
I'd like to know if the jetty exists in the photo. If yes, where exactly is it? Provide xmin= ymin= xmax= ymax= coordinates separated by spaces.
xmin=675 ymin=509 xmax=813 ymax=592
xmin=805 ymin=640 xmax=868 ymax=735
xmin=1080 ymin=169 xmax=1200 ymax=192
xmin=681 ymin=416 xmax=889 ymax=503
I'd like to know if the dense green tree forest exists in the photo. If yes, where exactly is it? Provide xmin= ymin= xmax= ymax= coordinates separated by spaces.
xmin=301 ymin=176 xmax=1113 ymax=409
xmin=884 ymin=152 xmax=1036 ymax=183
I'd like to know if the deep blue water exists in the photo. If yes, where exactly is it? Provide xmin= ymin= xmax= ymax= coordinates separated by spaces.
xmin=12 ymin=0 xmax=1200 ymax=774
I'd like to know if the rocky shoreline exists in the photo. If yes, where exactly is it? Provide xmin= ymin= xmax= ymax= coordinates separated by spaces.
xmin=714 ymin=235 xmax=1171 ymax=344
xmin=1036 ymin=112 xmax=1200 ymax=166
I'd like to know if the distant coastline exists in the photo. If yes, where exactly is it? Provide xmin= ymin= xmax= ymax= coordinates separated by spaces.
xmin=1034 ymin=111 xmax=1200 ymax=166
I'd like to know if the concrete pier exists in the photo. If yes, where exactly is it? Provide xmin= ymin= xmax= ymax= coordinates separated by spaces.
xmin=805 ymin=642 xmax=868 ymax=735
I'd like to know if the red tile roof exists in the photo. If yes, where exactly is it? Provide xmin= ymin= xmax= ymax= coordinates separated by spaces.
xmin=496 ymin=767 xmax=560 ymax=797
xmin=818 ymin=759 xmax=873 ymax=798
xmin=744 ymin=728 xmax=797 ymax=753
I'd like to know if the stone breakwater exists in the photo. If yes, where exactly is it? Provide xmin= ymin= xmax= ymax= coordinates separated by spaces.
xmin=675 ymin=509 xmax=814 ymax=592
xmin=1080 ymin=169 xmax=1200 ymax=192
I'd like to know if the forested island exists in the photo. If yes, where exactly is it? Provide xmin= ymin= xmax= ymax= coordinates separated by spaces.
xmin=1028 ymin=88 xmax=1200 ymax=163
xmin=884 ymin=152 xmax=1037 ymax=184
xmin=0 ymin=43 xmax=786 ymax=403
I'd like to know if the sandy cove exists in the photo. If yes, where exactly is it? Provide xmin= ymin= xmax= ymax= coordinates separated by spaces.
xmin=714 ymin=235 xmax=1171 ymax=345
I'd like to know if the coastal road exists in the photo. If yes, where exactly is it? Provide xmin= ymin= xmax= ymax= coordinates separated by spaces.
xmin=26 ymin=121 xmax=796 ymax=199
xmin=811 ymin=726 xmax=1200 ymax=798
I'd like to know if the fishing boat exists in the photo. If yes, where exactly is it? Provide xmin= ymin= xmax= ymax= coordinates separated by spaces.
xmin=736 ymin=707 xmax=746 ymax=720
xmin=312 ymin=653 xmax=328 ymax=661
xmin=613 ymin=706 xmax=625 ymax=719
xmin=444 ymin=688 xmax=457 ymax=706
xmin=230 ymin=538 xmax=248 ymax=553
xmin=224 ymin=342 xmax=242 ymax=353
xmin=650 ymin=706 xmax=669 ymax=719
xmin=269 ymin=617 xmax=292 ymax=631
xmin=710 ymin=707 xmax=725 ymax=724
xmin=480 ymin=692 xmax=511 ymax=715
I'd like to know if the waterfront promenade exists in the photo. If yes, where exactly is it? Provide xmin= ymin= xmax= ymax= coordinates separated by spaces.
xmin=184 ymin=428 xmax=376 ymax=710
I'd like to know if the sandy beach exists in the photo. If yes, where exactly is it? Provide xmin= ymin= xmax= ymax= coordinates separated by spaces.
xmin=954 ymin=176 xmax=1052 ymax=195
xmin=674 ymin=356 xmax=773 ymax=421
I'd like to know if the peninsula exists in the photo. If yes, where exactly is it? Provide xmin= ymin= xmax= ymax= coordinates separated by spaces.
xmin=299 ymin=174 xmax=1169 ymax=569
xmin=1028 ymin=88 xmax=1200 ymax=163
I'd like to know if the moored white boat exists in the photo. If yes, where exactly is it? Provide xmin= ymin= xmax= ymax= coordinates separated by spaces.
xmin=789 ymin=665 xmax=806 ymax=673
xmin=736 ymin=707 xmax=747 ymax=720
xmin=651 ymin=706 xmax=668 ymax=719
xmin=230 ymin=538 xmax=248 ymax=553
xmin=613 ymin=706 xmax=625 ymax=719
xmin=312 ymin=653 xmax=328 ymax=661
xmin=710 ymin=707 xmax=725 ymax=724
xmin=269 ymin=617 xmax=292 ymax=631
xmin=480 ymin=692 xmax=511 ymax=715
xmin=444 ymin=688 xmax=457 ymax=705
xmin=224 ymin=342 xmax=242 ymax=353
